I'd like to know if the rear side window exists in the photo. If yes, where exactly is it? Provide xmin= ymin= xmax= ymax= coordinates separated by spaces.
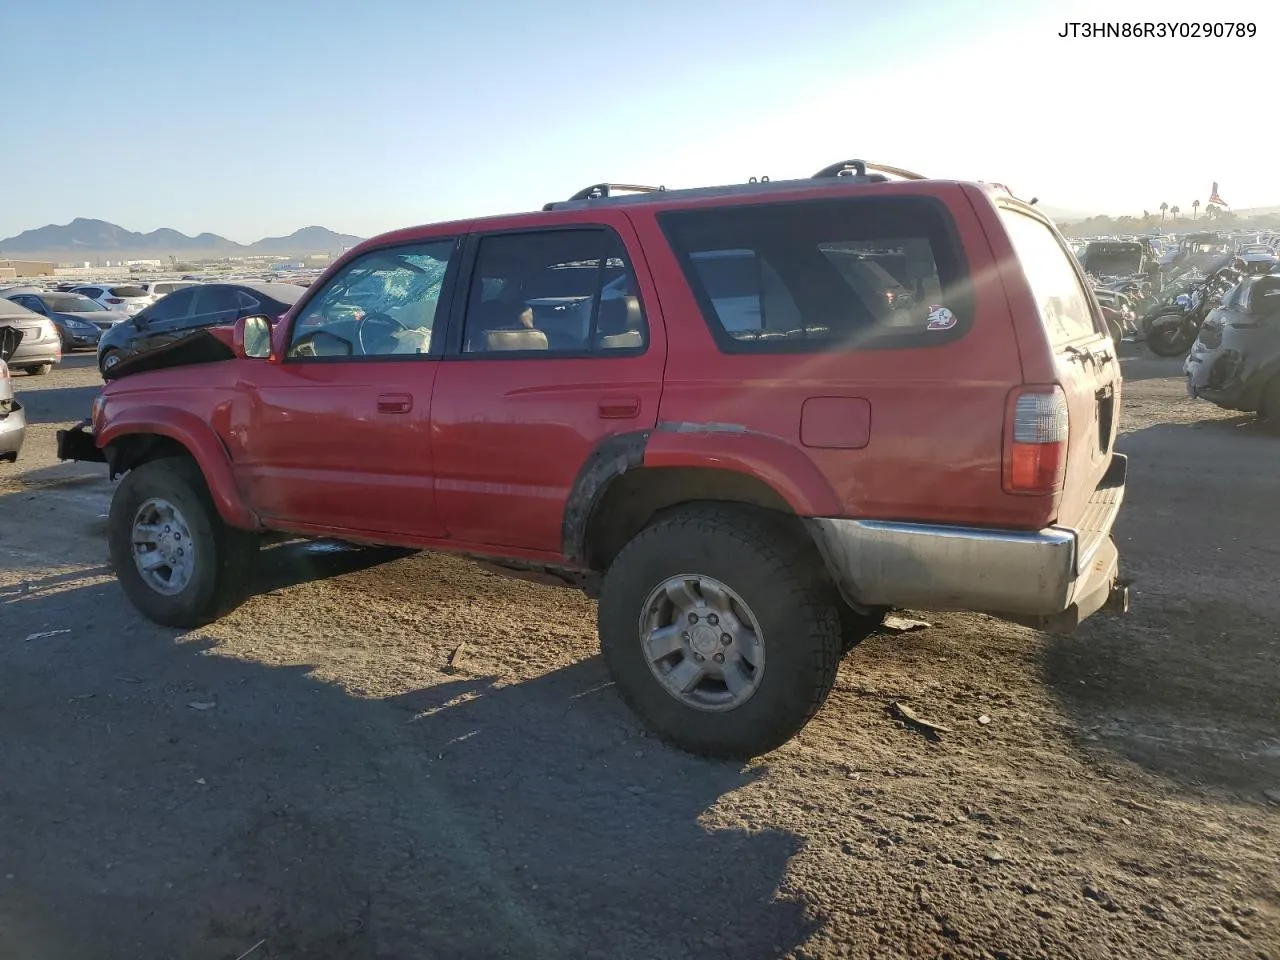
xmin=460 ymin=228 xmax=648 ymax=356
xmin=659 ymin=197 xmax=971 ymax=352
xmin=998 ymin=209 xmax=1100 ymax=346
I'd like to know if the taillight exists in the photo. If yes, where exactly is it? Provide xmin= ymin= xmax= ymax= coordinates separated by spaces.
xmin=1004 ymin=386 xmax=1069 ymax=495
xmin=0 ymin=362 xmax=9 ymax=381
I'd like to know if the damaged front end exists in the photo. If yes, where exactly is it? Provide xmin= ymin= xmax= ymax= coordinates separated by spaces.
xmin=1186 ymin=320 xmax=1280 ymax=412
xmin=60 ymin=327 xmax=242 ymax=465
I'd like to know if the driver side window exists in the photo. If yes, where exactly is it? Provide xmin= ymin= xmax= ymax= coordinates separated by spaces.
xmin=288 ymin=239 xmax=458 ymax=360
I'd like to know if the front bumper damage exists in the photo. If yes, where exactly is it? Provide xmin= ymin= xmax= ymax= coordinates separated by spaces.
xmin=56 ymin=419 xmax=107 ymax=464
xmin=807 ymin=455 xmax=1129 ymax=632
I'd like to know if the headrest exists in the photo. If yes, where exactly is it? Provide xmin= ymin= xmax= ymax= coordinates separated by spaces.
xmin=596 ymin=296 xmax=642 ymax=335
xmin=485 ymin=328 xmax=548 ymax=351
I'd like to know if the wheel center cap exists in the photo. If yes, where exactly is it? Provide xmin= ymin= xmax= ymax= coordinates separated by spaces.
xmin=690 ymin=624 xmax=720 ymax=657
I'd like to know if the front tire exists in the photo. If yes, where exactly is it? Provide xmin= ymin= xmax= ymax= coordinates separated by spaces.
xmin=108 ymin=457 xmax=259 ymax=628
xmin=100 ymin=349 xmax=121 ymax=376
xmin=26 ymin=363 xmax=52 ymax=376
xmin=598 ymin=505 xmax=843 ymax=759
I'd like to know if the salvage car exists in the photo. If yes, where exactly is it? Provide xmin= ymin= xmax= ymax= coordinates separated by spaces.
xmin=3 ymin=291 xmax=116 ymax=350
xmin=1186 ymin=274 xmax=1280 ymax=430
xmin=0 ymin=325 xmax=27 ymax=461
xmin=0 ymin=298 xmax=61 ymax=376
xmin=97 ymin=282 xmax=306 ymax=375
xmin=59 ymin=160 xmax=1129 ymax=758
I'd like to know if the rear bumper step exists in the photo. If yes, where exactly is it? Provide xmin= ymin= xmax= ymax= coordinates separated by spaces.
xmin=807 ymin=454 xmax=1128 ymax=631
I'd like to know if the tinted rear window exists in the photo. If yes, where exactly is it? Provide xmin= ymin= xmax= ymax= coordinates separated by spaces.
xmin=110 ymin=285 xmax=148 ymax=298
xmin=997 ymin=208 xmax=1100 ymax=346
xmin=658 ymin=197 xmax=972 ymax=352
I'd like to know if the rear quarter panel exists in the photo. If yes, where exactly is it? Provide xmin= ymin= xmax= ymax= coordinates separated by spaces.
xmin=632 ymin=183 xmax=1033 ymax=527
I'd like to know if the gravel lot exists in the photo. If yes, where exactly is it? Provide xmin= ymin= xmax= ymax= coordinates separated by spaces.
xmin=1 ymin=352 xmax=1277 ymax=960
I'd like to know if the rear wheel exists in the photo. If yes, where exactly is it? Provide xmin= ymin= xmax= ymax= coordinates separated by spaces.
xmin=598 ymin=504 xmax=843 ymax=759
xmin=108 ymin=457 xmax=259 ymax=628
xmin=26 ymin=363 xmax=52 ymax=376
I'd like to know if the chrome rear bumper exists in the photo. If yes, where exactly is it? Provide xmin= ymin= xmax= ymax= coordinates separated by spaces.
xmin=807 ymin=455 xmax=1128 ymax=631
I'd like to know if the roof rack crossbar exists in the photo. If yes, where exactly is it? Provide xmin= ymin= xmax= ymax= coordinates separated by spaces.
xmin=566 ymin=183 xmax=666 ymax=202
xmin=812 ymin=159 xmax=927 ymax=181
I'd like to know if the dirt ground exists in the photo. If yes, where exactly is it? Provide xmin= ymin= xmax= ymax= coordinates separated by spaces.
xmin=1 ymin=351 xmax=1277 ymax=960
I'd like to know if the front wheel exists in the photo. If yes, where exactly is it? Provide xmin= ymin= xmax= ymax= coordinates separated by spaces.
xmin=598 ymin=505 xmax=843 ymax=758
xmin=1147 ymin=315 xmax=1197 ymax=357
xmin=108 ymin=457 xmax=259 ymax=628
xmin=100 ymin=349 xmax=121 ymax=376
xmin=26 ymin=363 xmax=52 ymax=376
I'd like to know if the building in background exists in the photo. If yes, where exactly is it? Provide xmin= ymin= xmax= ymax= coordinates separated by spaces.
xmin=0 ymin=259 xmax=55 ymax=277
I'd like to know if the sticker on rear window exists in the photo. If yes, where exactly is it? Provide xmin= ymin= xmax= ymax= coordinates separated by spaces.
xmin=926 ymin=305 xmax=956 ymax=331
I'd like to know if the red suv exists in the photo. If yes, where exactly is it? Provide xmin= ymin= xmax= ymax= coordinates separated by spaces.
xmin=60 ymin=160 xmax=1129 ymax=758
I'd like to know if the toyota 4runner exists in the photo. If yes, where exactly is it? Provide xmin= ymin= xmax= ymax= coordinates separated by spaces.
xmin=59 ymin=160 xmax=1129 ymax=758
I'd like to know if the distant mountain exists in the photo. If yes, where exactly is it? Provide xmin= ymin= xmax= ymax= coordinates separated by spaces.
xmin=0 ymin=218 xmax=363 ymax=261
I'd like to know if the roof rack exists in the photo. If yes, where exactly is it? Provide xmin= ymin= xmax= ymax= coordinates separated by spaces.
xmin=540 ymin=158 xmax=932 ymax=212
xmin=811 ymin=159 xmax=928 ymax=181
xmin=543 ymin=183 xmax=665 ymax=211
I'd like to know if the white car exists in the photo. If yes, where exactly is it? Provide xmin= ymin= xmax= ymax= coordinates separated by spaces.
xmin=135 ymin=279 xmax=200 ymax=302
xmin=70 ymin=283 xmax=153 ymax=317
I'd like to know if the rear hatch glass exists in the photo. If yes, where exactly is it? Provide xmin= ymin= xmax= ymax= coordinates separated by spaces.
xmin=110 ymin=286 xmax=148 ymax=298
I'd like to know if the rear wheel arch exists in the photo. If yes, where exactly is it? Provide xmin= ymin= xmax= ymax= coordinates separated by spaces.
xmin=577 ymin=463 xmax=800 ymax=571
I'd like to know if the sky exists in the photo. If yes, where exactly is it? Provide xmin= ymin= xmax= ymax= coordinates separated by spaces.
xmin=3 ymin=0 xmax=1275 ymax=241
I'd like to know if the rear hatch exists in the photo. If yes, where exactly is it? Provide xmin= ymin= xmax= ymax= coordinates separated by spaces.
xmin=991 ymin=204 xmax=1121 ymax=537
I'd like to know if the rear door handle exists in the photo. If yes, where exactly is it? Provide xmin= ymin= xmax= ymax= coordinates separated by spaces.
xmin=597 ymin=396 xmax=640 ymax=419
xmin=377 ymin=393 xmax=413 ymax=414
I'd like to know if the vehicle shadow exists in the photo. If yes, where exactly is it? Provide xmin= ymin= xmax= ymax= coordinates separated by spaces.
xmin=1118 ymin=353 xmax=1188 ymax=383
xmin=9 ymin=383 xmax=100 ymax=425
xmin=0 ymin=576 xmax=813 ymax=960
xmin=1042 ymin=419 xmax=1280 ymax=799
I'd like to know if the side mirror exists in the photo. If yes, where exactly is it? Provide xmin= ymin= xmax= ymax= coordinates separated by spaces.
xmin=234 ymin=314 xmax=273 ymax=359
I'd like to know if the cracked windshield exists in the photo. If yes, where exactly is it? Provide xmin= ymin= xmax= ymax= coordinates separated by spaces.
xmin=1 ymin=0 xmax=1277 ymax=958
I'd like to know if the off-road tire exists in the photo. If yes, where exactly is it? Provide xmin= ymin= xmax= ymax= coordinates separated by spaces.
xmin=598 ymin=504 xmax=844 ymax=759
xmin=108 ymin=457 xmax=259 ymax=628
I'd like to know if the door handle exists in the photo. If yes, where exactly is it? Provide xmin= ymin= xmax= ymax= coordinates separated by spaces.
xmin=597 ymin=396 xmax=640 ymax=419
xmin=377 ymin=393 xmax=413 ymax=414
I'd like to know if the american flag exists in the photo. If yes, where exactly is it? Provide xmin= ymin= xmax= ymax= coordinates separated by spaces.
xmin=1209 ymin=182 xmax=1227 ymax=207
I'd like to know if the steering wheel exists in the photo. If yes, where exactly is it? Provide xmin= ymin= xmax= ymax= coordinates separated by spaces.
xmin=354 ymin=311 xmax=409 ymax=355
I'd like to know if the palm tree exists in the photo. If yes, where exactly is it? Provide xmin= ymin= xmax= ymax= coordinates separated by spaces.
xmin=1160 ymin=201 xmax=1169 ymax=222
xmin=1170 ymin=205 xmax=1181 ymax=221
xmin=1192 ymin=199 xmax=1200 ymax=220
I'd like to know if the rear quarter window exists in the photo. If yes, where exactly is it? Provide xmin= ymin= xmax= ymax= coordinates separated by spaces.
xmin=658 ymin=196 xmax=973 ymax=353
xmin=997 ymin=208 xmax=1101 ymax=346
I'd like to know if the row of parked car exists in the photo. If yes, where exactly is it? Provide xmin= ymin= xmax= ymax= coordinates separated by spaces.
xmin=0 ymin=278 xmax=309 ymax=377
